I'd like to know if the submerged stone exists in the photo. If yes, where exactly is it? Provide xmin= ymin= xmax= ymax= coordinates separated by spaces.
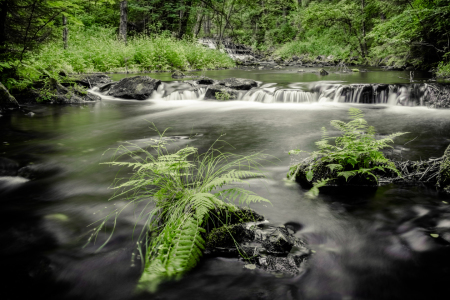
xmin=318 ymin=69 xmax=329 ymax=76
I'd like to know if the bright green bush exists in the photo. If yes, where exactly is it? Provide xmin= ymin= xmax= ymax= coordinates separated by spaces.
xmin=274 ymin=27 xmax=352 ymax=60
xmin=95 ymin=131 xmax=270 ymax=292
xmin=437 ymin=60 xmax=450 ymax=78
xmin=288 ymin=108 xmax=407 ymax=196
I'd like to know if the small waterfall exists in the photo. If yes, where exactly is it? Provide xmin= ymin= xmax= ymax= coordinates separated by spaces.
xmin=274 ymin=89 xmax=314 ymax=103
xmin=198 ymin=38 xmax=254 ymax=60
xmin=241 ymin=89 xmax=275 ymax=102
xmin=163 ymin=88 xmax=207 ymax=100
xmin=309 ymin=82 xmax=436 ymax=105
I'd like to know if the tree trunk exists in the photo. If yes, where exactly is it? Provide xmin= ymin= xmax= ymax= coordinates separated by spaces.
xmin=194 ymin=13 xmax=204 ymax=37
xmin=177 ymin=0 xmax=193 ymax=39
xmin=361 ymin=0 xmax=367 ymax=58
xmin=0 ymin=0 xmax=8 ymax=49
xmin=62 ymin=15 xmax=68 ymax=49
xmin=204 ymin=14 xmax=210 ymax=36
xmin=119 ymin=1 xmax=127 ymax=44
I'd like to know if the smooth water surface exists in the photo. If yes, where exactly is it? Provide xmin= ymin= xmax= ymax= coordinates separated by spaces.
xmin=2 ymin=68 xmax=450 ymax=300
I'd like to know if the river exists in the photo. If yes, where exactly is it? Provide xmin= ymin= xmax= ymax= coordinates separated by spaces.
xmin=1 ymin=67 xmax=450 ymax=300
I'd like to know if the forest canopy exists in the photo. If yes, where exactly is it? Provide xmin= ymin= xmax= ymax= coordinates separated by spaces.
xmin=0 ymin=0 xmax=449 ymax=88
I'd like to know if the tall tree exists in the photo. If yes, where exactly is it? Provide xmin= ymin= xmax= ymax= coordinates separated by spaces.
xmin=119 ymin=0 xmax=127 ymax=44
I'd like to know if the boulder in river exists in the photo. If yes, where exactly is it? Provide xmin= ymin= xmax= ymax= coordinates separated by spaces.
xmin=204 ymin=85 xmax=240 ymax=100
xmin=217 ymin=78 xmax=258 ymax=90
xmin=171 ymin=70 xmax=186 ymax=79
xmin=0 ymin=157 xmax=19 ymax=176
xmin=437 ymin=144 xmax=450 ymax=193
xmin=0 ymin=82 xmax=20 ymax=110
xmin=205 ymin=220 xmax=310 ymax=276
xmin=107 ymin=76 xmax=161 ymax=100
xmin=318 ymin=69 xmax=329 ymax=76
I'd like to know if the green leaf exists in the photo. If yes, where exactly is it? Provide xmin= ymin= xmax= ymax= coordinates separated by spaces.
xmin=306 ymin=170 xmax=314 ymax=181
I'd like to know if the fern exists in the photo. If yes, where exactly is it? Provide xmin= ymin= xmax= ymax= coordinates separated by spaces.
xmin=289 ymin=108 xmax=408 ymax=195
xmin=94 ymin=127 xmax=271 ymax=292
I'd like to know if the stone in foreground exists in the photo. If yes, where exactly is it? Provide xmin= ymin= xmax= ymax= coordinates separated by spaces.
xmin=205 ymin=220 xmax=310 ymax=276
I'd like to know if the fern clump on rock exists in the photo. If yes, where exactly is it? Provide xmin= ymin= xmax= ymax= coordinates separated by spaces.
xmin=288 ymin=108 xmax=408 ymax=196
xmin=94 ymin=130 xmax=271 ymax=292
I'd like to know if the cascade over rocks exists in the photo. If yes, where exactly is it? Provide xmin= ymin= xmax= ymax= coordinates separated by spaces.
xmin=107 ymin=76 xmax=161 ymax=100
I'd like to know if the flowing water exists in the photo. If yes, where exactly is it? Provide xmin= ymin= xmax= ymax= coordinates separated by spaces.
xmin=2 ymin=68 xmax=450 ymax=300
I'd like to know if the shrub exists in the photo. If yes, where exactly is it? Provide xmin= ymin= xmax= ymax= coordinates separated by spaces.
xmin=94 ymin=130 xmax=270 ymax=292
xmin=288 ymin=108 xmax=407 ymax=196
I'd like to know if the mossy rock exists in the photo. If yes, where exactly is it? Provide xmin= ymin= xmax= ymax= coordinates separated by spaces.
xmin=351 ymin=69 xmax=360 ymax=72
xmin=318 ymin=68 xmax=329 ymax=76
xmin=289 ymin=158 xmax=378 ymax=188
xmin=206 ymin=224 xmax=255 ymax=248
xmin=437 ymin=144 xmax=450 ymax=192
xmin=205 ymin=207 xmax=264 ymax=231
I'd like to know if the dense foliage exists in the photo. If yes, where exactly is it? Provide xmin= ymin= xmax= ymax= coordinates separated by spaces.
xmin=288 ymin=108 xmax=407 ymax=196
xmin=1 ymin=0 xmax=450 ymax=91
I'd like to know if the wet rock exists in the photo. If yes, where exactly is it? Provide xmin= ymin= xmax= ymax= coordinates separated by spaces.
xmin=204 ymin=85 xmax=240 ymax=100
xmin=0 ymin=82 xmax=20 ymax=109
xmin=108 ymin=76 xmax=161 ymax=100
xmin=316 ymin=55 xmax=326 ymax=61
xmin=318 ymin=69 xmax=329 ymax=76
xmin=205 ymin=220 xmax=310 ymax=276
xmin=206 ymin=224 xmax=255 ymax=248
xmin=73 ymin=74 xmax=112 ymax=88
xmin=289 ymin=157 xmax=378 ymax=189
xmin=217 ymin=78 xmax=258 ymax=90
xmin=262 ymin=228 xmax=294 ymax=253
xmin=437 ymin=144 xmax=450 ymax=193
xmin=84 ymin=92 xmax=101 ymax=101
xmin=196 ymin=77 xmax=215 ymax=85
xmin=0 ymin=157 xmax=19 ymax=176
xmin=98 ymin=82 xmax=117 ymax=93
xmin=171 ymin=70 xmax=186 ymax=79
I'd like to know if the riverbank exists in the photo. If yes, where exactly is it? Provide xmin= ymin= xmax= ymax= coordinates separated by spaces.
xmin=2 ymin=27 xmax=234 ymax=92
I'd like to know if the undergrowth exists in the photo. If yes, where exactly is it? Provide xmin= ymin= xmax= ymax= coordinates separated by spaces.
xmin=6 ymin=26 xmax=234 ymax=90
xmin=94 ymin=129 xmax=270 ymax=292
xmin=288 ymin=108 xmax=407 ymax=196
